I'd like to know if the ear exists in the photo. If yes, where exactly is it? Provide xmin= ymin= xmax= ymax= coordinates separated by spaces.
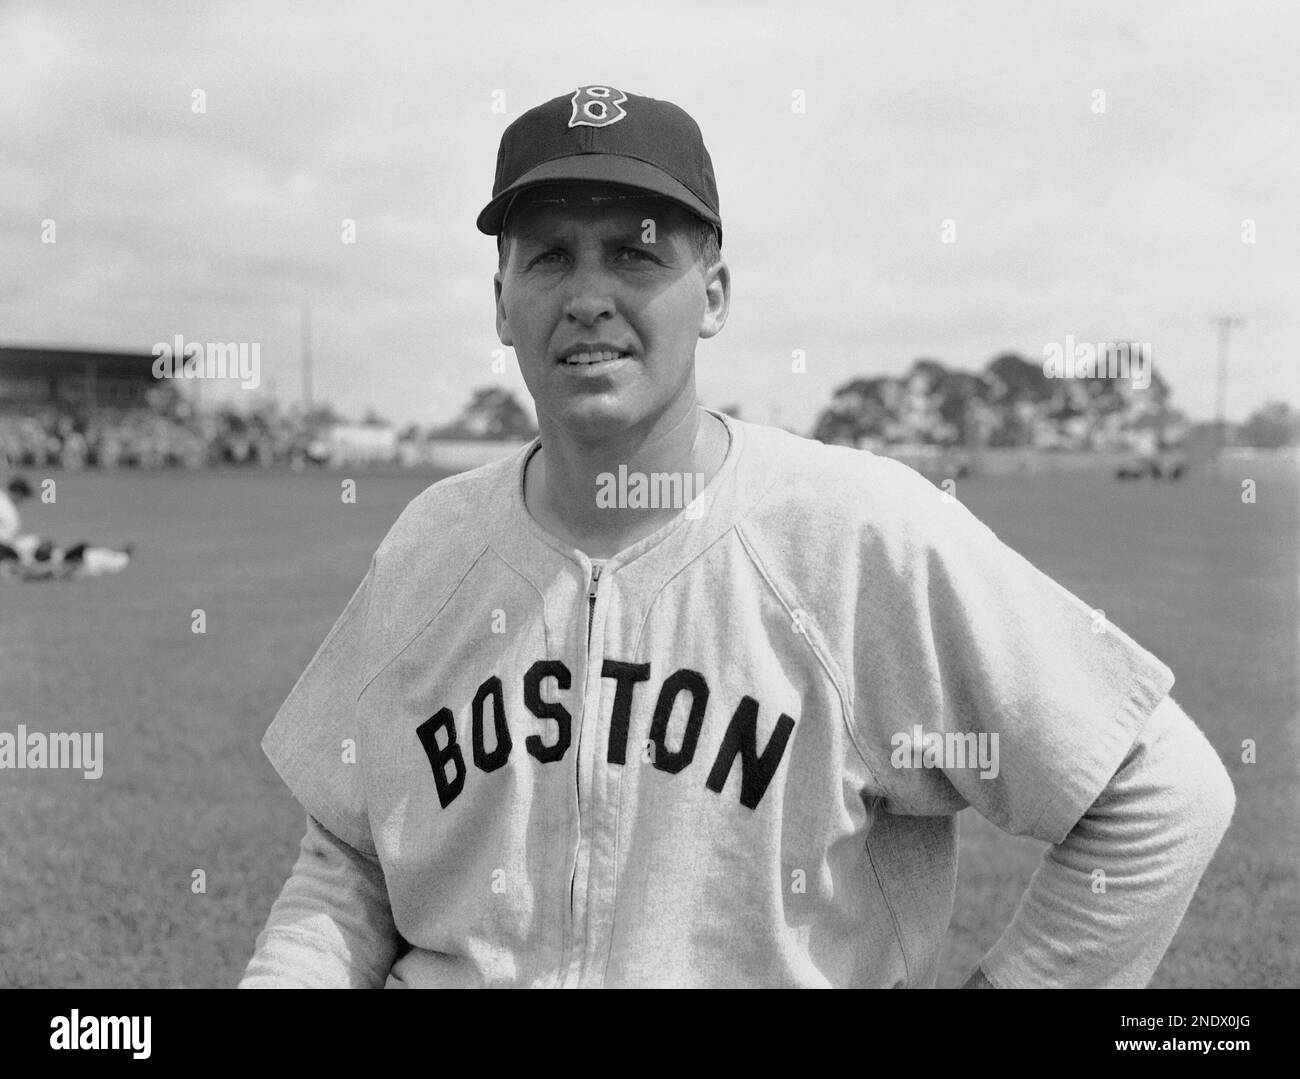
xmin=494 ymin=271 xmax=513 ymax=347
xmin=698 ymin=258 xmax=730 ymax=340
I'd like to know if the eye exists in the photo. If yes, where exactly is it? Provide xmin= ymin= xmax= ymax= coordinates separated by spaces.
xmin=615 ymin=247 xmax=655 ymax=263
xmin=528 ymin=249 xmax=568 ymax=267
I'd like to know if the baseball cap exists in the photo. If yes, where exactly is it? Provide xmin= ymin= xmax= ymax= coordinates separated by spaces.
xmin=477 ymin=85 xmax=722 ymax=245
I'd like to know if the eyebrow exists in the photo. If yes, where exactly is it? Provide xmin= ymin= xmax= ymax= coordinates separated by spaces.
xmin=511 ymin=220 xmax=664 ymax=249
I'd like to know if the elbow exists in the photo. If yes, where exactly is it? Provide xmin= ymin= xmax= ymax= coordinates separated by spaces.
xmin=1170 ymin=716 xmax=1237 ymax=860
xmin=1202 ymin=744 xmax=1237 ymax=844
xmin=1143 ymin=696 xmax=1237 ymax=862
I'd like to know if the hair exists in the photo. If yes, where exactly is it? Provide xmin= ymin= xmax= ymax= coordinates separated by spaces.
xmin=497 ymin=201 xmax=721 ymax=273
xmin=688 ymin=217 xmax=723 ymax=268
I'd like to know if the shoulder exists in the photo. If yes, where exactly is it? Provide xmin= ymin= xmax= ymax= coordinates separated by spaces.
xmin=376 ymin=448 xmax=524 ymax=560
xmin=731 ymin=420 xmax=955 ymax=551
xmin=726 ymin=423 xmax=1016 ymax=633
xmin=360 ymin=445 xmax=531 ymax=652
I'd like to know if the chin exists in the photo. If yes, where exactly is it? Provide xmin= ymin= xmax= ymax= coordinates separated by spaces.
xmin=547 ymin=394 xmax=650 ymax=442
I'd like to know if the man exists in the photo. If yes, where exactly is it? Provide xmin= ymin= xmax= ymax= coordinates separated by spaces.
xmin=0 ymin=476 xmax=32 ymax=546
xmin=240 ymin=87 xmax=1234 ymax=989
xmin=0 ymin=474 xmax=132 ymax=581
xmin=0 ymin=476 xmax=46 ymax=568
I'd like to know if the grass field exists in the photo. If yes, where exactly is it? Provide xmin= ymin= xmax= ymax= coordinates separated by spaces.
xmin=1 ymin=458 xmax=1296 ymax=988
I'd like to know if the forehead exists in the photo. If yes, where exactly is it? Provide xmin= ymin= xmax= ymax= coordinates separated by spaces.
xmin=505 ymin=185 xmax=691 ymax=242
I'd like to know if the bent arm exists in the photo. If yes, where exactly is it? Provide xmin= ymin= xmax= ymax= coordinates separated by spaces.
xmin=239 ymin=814 xmax=402 ymax=988
xmin=967 ymin=695 xmax=1236 ymax=988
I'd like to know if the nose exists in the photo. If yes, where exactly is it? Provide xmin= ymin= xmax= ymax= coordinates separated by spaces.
xmin=561 ymin=262 xmax=617 ymax=327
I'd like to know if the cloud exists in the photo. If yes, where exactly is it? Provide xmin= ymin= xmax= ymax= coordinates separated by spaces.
xmin=2 ymin=0 xmax=1295 ymax=428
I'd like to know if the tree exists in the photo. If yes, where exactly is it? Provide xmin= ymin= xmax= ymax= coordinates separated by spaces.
xmin=1238 ymin=401 xmax=1299 ymax=448
xmin=811 ymin=376 xmax=899 ymax=445
xmin=440 ymin=387 xmax=537 ymax=439
xmin=217 ymin=406 xmax=247 ymax=434
xmin=981 ymin=353 xmax=1054 ymax=446
xmin=909 ymin=358 xmax=949 ymax=388
xmin=897 ymin=359 xmax=954 ymax=444
xmin=935 ymin=371 xmax=992 ymax=445
xmin=984 ymin=352 xmax=1050 ymax=404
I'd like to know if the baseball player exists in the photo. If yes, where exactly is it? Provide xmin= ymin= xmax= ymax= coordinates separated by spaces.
xmin=0 ymin=474 xmax=132 ymax=581
xmin=240 ymin=86 xmax=1234 ymax=988
xmin=0 ymin=476 xmax=51 ymax=574
xmin=0 ymin=476 xmax=32 ymax=547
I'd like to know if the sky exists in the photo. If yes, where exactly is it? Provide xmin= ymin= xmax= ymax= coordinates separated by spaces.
xmin=2 ymin=0 xmax=1296 ymax=432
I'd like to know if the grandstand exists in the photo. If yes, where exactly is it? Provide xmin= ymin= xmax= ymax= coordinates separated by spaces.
xmin=0 ymin=345 xmax=200 ymax=469
xmin=0 ymin=345 xmax=161 ymax=411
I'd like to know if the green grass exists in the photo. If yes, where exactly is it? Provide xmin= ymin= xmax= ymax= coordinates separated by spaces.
xmin=1 ymin=460 xmax=1295 ymax=988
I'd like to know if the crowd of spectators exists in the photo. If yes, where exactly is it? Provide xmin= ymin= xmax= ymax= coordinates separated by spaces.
xmin=0 ymin=401 xmax=327 ymax=470
xmin=5 ymin=374 xmax=1290 ymax=473
xmin=0 ymin=384 xmax=535 ymax=471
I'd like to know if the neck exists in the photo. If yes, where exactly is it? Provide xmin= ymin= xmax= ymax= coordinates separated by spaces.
xmin=527 ymin=399 xmax=728 ymax=558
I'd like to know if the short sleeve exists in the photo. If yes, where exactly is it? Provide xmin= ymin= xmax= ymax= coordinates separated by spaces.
xmin=859 ymin=478 xmax=1175 ymax=844
xmin=261 ymin=563 xmax=376 ymax=855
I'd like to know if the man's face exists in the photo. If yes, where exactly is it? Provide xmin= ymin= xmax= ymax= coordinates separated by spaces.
xmin=494 ymin=185 xmax=728 ymax=442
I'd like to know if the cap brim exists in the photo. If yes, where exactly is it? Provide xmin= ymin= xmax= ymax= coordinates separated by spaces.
xmin=476 ymin=154 xmax=720 ymax=235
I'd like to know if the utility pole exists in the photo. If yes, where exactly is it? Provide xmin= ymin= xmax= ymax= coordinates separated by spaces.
xmin=1212 ymin=315 xmax=1244 ymax=461
xmin=301 ymin=303 xmax=314 ymax=412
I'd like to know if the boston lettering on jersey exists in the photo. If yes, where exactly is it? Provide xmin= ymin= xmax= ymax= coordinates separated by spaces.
xmin=415 ymin=660 xmax=797 ymax=811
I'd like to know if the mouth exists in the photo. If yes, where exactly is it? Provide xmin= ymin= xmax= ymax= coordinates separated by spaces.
xmin=557 ymin=347 xmax=635 ymax=367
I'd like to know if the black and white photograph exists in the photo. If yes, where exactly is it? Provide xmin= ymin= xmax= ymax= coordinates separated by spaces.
xmin=1 ymin=0 xmax=1295 ymax=1042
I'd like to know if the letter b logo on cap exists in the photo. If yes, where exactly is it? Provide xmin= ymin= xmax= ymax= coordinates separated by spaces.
xmin=569 ymin=86 xmax=628 ymax=128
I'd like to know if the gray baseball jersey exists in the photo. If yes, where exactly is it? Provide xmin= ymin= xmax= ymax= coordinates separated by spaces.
xmin=251 ymin=410 xmax=1177 ymax=987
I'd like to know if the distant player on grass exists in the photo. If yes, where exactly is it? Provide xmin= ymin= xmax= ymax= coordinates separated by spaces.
xmin=240 ymin=86 xmax=1235 ymax=989
xmin=0 ymin=476 xmax=32 ymax=544
xmin=0 ymin=474 xmax=132 ymax=581
xmin=0 ymin=475 xmax=39 ymax=566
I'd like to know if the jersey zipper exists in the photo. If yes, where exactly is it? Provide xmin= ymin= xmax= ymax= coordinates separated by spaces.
xmin=568 ymin=562 xmax=603 ymax=974
xmin=585 ymin=563 xmax=602 ymax=649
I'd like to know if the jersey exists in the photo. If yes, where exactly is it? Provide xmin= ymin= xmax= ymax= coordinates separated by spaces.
xmin=258 ymin=409 xmax=1175 ymax=988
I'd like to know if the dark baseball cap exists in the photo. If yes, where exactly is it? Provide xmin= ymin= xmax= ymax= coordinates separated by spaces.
xmin=477 ymin=85 xmax=721 ymax=245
